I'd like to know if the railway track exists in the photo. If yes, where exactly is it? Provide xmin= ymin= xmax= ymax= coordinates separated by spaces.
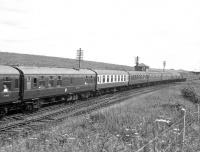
xmin=0 ymin=83 xmax=180 ymax=138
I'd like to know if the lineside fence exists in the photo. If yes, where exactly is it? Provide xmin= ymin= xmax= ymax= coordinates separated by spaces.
xmin=136 ymin=105 xmax=200 ymax=152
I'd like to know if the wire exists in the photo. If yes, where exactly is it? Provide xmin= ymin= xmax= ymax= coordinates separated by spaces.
xmin=136 ymin=108 xmax=199 ymax=152
xmin=163 ymin=127 xmax=184 ymax=152
xmin=136 ymin=116 xmax=184 ymax=152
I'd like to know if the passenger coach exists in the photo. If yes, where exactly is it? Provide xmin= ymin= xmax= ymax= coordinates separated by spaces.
xmin=95 ymin=70 xmax=129 ymax=93
xmin=0 ymin=65 xmax=20 ymax=114
xmin=17 ymin=66 xmax=96 ymax=110
xmin=0 ymin=65 xmax=186 ymax=117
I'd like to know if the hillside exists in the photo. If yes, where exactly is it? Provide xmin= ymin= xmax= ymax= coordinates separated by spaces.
xmin=0 ymin=52 xmax=134 ymax=71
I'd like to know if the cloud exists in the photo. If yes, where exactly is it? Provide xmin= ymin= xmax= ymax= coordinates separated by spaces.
xmin=0 ymin=21 xmax=20 ymax=27
xmin=0 ymin=6 xmax=27 ymax=13
xmin=1 ymin=39 xmax=28 ymax=43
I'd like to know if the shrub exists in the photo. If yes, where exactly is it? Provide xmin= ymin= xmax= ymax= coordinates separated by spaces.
xmin=181 ymin=86 xmax=200 ymax=104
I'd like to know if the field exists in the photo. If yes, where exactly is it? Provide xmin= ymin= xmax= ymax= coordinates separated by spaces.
xmin=0 ymin=80 xmax=200 ymax=152
xmin=0 ymin=52 xmax=134 ymax=71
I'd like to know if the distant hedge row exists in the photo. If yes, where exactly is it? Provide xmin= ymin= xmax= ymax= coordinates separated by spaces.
xmin=181 ymin=87 xmax=200 ymax=104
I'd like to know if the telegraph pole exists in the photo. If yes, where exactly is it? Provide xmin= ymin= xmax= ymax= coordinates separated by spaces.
xmin=163 ymin=61 xmax=166 ymax=72
xmin=135 ymin=56 xmax=139 ymax=71
xmin=76 ymin=48 xmax=83 ymax=69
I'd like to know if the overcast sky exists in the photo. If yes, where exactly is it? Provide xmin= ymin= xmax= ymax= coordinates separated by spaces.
xmin=0 ymin=0 xmax=200 ymax=71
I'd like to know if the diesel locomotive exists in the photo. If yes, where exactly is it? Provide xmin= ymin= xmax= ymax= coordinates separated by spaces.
xmin=0 ymin=65 xmax=185 ymax=117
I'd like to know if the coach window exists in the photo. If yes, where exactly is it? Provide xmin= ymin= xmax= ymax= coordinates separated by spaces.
xmin=103 ymin=75 xmax=105 ymax=83
xmin=111 ymin=75 xmax=113 ymax=82
xmin=99 ymin=76 xmax=102 ymax=83
xmin=98 ymin=76 xmax=101 ymax=84
xmin=57 ymin=76 xmax=62 ymax=86
xmin=33 ymin=78 xmax=37 ymax=87
xmin=39 ymin=76 xmax=45 ymax=89
xmin=48 ymin=76 xmax=54 ymax=87
xmin=2 ymin=77 xmax=11 ymax=92
xmin=121 ymin=75 xmax=123 ymax=82
xmin=107 ymin=75 xmax=109 ymax=83
xmin=15 ymin=79 xmax=19 ymax=88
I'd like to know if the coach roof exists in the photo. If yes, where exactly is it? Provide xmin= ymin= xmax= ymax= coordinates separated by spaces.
xmin=17 ymin=66 xmax=95 ymax=75
xmin=0 ymin=65 xmax=19 ymax=75
xmin=94 ymin=69 xmax=128 ymax=75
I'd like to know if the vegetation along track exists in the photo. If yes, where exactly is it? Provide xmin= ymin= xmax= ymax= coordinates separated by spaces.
xmin=0 ymin=83 xmax=180 ymax=138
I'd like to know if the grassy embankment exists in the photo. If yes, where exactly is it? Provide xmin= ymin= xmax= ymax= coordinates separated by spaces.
xmin=1 ymin=81 xmax=200 ymax=152
xmin=0 ymin=52 xmax=133 ymax=71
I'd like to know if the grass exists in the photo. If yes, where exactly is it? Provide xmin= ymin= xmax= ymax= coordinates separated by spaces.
xmin=1 ymin=81 xmax=200 ymax=152
xmin=0 ymin=52 xmax=134 ymax=71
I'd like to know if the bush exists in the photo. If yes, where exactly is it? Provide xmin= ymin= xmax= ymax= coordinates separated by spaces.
xmin=181 ymin=87 xmax=200 ymax=104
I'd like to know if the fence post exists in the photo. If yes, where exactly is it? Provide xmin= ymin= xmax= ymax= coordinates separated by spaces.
xmin=152 ymin=123 xmax=157 ymax=152
xmin=178 ymin=108 xmax=186 ymax=151
xmin=182 ymin=108 xmax=186 ymax=151
xmin=198 ymin=104 xmax=199 ymax=124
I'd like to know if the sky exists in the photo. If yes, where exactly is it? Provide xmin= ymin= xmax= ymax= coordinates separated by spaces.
xmin=0 ymin=0 xmax=200 ymax=71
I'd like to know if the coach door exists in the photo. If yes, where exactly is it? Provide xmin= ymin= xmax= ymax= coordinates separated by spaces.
xmin=27 ymin=77 xmax=31 ymax=90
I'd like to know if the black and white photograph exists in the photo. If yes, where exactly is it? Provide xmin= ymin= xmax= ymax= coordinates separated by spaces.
xmin=0 ymin=0 xmax=200 ymax=151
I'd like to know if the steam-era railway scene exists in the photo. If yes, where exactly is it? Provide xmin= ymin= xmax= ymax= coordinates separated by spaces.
xmin=1 ymin=0 xmax=200 ymax=152
xmin=0 ymin=52 xmax=199 ymax=152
